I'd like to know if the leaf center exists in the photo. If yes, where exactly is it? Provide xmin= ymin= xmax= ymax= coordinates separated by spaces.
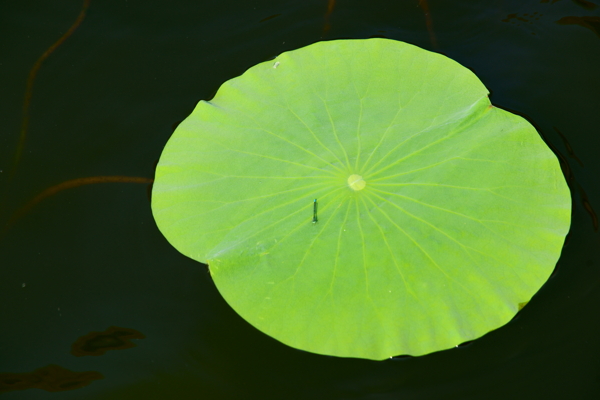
xmin=347 ymin=174 xmax=366 ymax=191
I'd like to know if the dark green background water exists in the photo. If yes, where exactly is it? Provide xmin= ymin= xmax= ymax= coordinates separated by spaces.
xmin=1 ymin=0 xmax=599 ymax=398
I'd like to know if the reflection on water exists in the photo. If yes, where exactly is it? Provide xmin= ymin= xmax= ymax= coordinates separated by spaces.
xmin=0 ymin=365 xmax=103 ymax=394
xmin=418 ymin=0 xmax=438 ymax=48
xmin=3 ymin=0 xmax=90 ymax=192
xmin=323 ymin=0 xmax=335 ymax=35
xmin=501 ymin=0 xmax=600 ymax=38
xmin=555 ymin=127 xmax=584 ymax=167
xmin=538 ymin=124 xmax=599 ymax=232
xmin=556 ymin=16 xmax=600 ymax=37
xmin=1 ymin=176 xmax=153 ymax=239
xmin=571 ymin=0 xmax=598 ymax=10
xmin=71 ymin=326 xmax=145 ymax=357
xmin=0 ymin=325 xmax=144 ymax=395
xmin=259 ymin=14 xmax=282 ymax=23
xmin=502 ymin=12 xmax=542 ymax=24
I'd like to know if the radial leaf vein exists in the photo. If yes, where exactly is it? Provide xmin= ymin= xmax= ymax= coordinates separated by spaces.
xmin=359 ymin=195 xmax=418 ymax=300
xmin=365 ymin=120 xmax=455 ymax=178
xmin=355 ymin=98 xmax=364 ymax=171
xmin=368 ymin=187 xmax=535 ymax=256
xmin=269 ymin=188 xmax=347 ymax=256
xmin=355 ymin=198 xmax=369 ymax=297
xmin=316 ymin=93 xmax=352 ymax=170
xmin=369 ymin=187 xmax=534 ymax=229
xmin=364 ymin=194 xmax=475 ymax=297
xmin=326 ymin=199 xmax=352 ymax=296
xmin=369 ymin=190 xmax=486 ymax=283
xmin=171 ymin=166 xmax=337 ymax=181
xmin=369 ymin=156 xmax=503 ymax=183
xmin=199 ymin=134 xmax=334 ymax=175
xmin=208 ymin=187 xmax=345 ymax=256
xmin=229 ymin=116 xmax=345 ymax=175
xmin=278 ymin=191 xmax=347 ymax=291
xmin=283 ymin=106 xmax=346 ymax=170
xmin=161 ymin=181 xmax=331 ymax=230
xmin=366 ymin=96 xmax=489 ymax=178
xmin=360 ymin=71 xmax=424 ymax=173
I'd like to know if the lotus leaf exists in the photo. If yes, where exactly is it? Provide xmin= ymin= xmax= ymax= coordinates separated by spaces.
xmin=152 ymin=39 xmax=571 ymax=360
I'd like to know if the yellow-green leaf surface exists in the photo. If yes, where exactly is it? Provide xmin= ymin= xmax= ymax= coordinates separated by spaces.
xmin=152 ymin=39 xmax=571 ymax=360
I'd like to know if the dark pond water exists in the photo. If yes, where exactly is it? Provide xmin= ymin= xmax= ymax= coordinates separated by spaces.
xmin=1 ymin=0 xmax=599 ymax=398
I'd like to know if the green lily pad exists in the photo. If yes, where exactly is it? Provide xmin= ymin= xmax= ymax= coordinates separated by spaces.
xmin=152 ymin=39 xmax=571 ymax=360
